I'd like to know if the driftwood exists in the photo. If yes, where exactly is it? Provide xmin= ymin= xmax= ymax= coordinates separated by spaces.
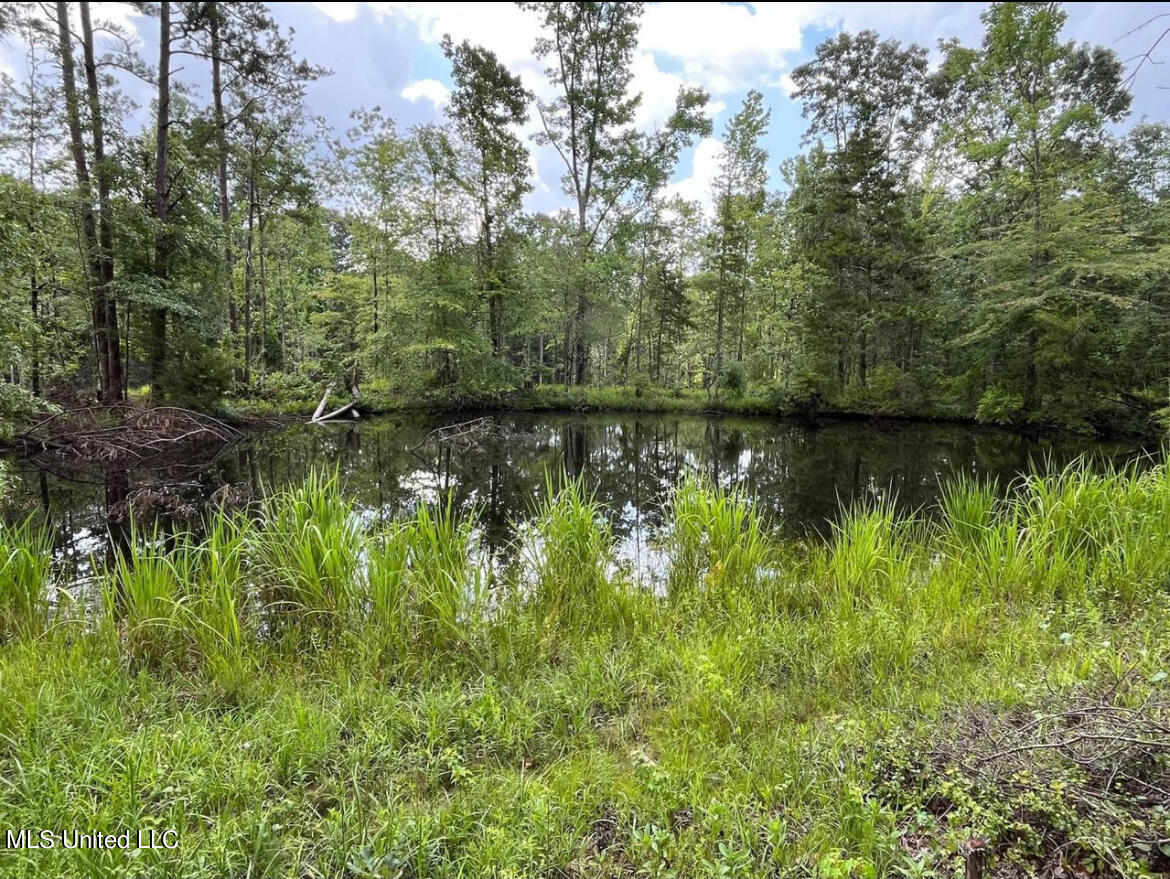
xmin=311 ymin=383 xmax=335 ymax=421
xmin=19 ymin=405 xmax=241 ymax=471
xmin=411 ymin=417 xmax=495 ymax=452
xmin=309 ymin=377 xmax=361 ymax=424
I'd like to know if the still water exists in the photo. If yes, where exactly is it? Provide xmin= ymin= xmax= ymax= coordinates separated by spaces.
xmin=1 ymin=412 xmax=1155 ymax=576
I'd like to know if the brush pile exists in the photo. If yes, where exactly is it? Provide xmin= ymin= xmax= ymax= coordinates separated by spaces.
xmin=18 ymin=405 xmax=240 ymax=471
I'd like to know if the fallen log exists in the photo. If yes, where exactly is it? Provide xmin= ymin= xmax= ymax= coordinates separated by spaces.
xmin=315 ymin=401 xmax=357 ymax=422
xmin=310 ymin=383 xmax=334 ymax=422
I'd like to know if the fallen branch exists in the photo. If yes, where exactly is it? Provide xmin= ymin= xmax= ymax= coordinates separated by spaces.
xmin=19 ymin=405 xmax=241 ymax=471
xmin=311 ymin=383 xmax=334 ymax=422
xmin=315 ymin=401 xmax=356 ymax=422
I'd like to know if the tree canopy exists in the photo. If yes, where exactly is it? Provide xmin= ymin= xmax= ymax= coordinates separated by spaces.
xmin=1 ymin=1 xmax=1167 ymax=434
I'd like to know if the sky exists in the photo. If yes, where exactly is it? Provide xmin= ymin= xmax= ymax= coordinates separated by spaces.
xmin=3 ymin=2 xmax=1169 ymax=215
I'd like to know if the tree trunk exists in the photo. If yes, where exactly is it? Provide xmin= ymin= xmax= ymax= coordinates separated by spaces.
xmin=243 ymin=162 xmax=255 ymax=384
xmin=149 ymin=0 xmax=171 ymax=395
xmin=481 ymin=165 xmax=504 ymax=359
xmin=25 ymin=53 xmax=41 ymax=398
xmin=259 ymin=209 xmax=267 ymax=375
xmin=80 ymin=1 xmax=123 ymax=403
xmin=210 ymin=5 xmax=240 ymax=383
xmin=56 ymin=2 xmax=109 ymax=402
xmin=858 ymin=330 xmax=867 ymax=387
xmin=371 ymin=250 xmax=379 ymax=336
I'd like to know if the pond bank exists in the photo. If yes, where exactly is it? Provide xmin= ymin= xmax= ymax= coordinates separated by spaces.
xmin=1 ymin=465 xmax=1168 ymax=877
xmin=220 ymin=384 xmax=1160 ymax=439
xmin=3 ymin=409 xmax=1150 ymax=569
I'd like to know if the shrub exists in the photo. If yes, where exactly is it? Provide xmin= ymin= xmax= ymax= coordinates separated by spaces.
xmin=720 ymin=361 xmax=747 ymax=397
xmin=976 ymin=385 xmax=1026 ymax=425
xmin=160 ymin=327 xmax=233 ymax=410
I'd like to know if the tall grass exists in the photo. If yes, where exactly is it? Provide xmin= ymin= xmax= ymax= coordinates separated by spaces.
xmin=0 ymin=518 xmax=55 ymax=639
xmin=7 ymin=457 xmax=1170 ymax=877
xmin=105 ymin=528 xmax=195 ymax=667
xmin=71 ymin=456 xmax=1170 ymax=672
xmin=665 ymin=476 xmax=772 ymax=618
xmin=187 ymin=514 xmax=252 ymax=685
xmin=521 ymin=475 xmax=619 ymax=632
xmin=395 ymin=499 xmax=482 ymax=652
xmin=252 ymin=470 xmax=363 ymax=629
xmin=938 ymin=471 xmax=998 ymax=548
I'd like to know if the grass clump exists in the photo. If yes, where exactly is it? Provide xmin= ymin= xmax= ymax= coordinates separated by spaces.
xmin=1 ymin=460 xmax=1169 ymax=877
xmin=252 ymin=469 xmax=363 ymax=630
xmin=521 ymin=475 xmax=622 ymax=632
xmin=666 ymin=476 xmax=772 ymax=619
xmin=0 ymin=517 xmax=55 ymax=639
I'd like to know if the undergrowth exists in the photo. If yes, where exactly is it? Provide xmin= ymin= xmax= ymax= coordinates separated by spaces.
xmin=0 ymin=462 xmax=1168 ymax=878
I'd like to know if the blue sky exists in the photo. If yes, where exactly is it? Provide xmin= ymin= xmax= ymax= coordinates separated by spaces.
xmin=4 ymin=2 xmax=1168 ymax=214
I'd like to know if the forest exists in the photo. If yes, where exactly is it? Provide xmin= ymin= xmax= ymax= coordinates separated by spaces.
xmin=5 ymin=4 xmax=1170 ymax=878
xmin=0 ymin=1 xmax=1168 ymax=436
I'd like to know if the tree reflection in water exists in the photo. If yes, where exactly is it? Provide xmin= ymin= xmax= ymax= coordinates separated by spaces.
xmin=2 ymin=413 xmax=1153 ymax=584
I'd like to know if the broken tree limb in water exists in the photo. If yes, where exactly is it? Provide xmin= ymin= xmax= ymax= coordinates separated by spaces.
xmin=315 ymin=401 xmax=358 ymax=422
xmin=310 ymin=372 xmax=361 ymax=424
xmin=310 ymin=383 xmax=334 ymax=421
xmin=411 ymin=417 xmax=495 ymax=452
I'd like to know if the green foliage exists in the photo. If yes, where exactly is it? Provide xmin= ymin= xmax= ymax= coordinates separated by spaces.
xmin=720 ymin=361 xmax=747 ymax=398
xmin=521 ymin=475 xmax=619 ymax=632
xmin=0 ymin=517 xmax=54 ymax=639
xmin=252 ymin=470 xmax=363 ymax=629
xmin=2 ymin=2 xmax=1166 ymax=435
xmin=158 ymin=325 xmax=233 ymax=410
xmin=976 ymin=385 xmax=1026 ymax=426
xmin=666 ymin=476 xmax=772 ymax=618
xmin=2 ymin=463 xmax=1170 ymax=876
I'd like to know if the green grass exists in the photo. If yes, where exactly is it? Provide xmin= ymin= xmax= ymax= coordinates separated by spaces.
xmin=1 ymin=462 xmax=1169 ymax=877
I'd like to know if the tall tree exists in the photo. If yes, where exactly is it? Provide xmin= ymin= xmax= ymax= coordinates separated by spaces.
xmin=54 ymin=0 xmax=123 ymax=403
xmin=148 ymin=0 xmax=173 ymax=393
xmin=442 ymin=36 xmax=530 ymax=363
xmin=789 ymin=31 xmax=930 ymax=393
xmin=524 ymin=0 xmax=709 ymax=385
xmin=935 ymin=1 xmax=1131 ymax=423
xmin=706 ymin=90 xmax=769 ymax=395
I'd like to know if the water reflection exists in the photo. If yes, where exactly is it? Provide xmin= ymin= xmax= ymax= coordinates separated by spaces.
xmin=2 ymin=413 xmax=1154 ymax=579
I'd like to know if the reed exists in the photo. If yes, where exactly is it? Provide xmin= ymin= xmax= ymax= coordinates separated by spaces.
xmin=0 ymin=517 xmax=55 ymax=639
xmin=521 ymin=475 xmax=618 ymax=632
xmin=400 ymin=498 xmax=482 ymax=652
xmin=104 ymin=528 xmax=196 ymax=667
xmin=665 ymin=476 xmax=772 ymax=618
xmin=252 ymin=469 xmax=363 ymax=629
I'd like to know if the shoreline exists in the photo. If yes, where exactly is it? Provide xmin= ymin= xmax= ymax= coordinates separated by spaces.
xmin=218 ymin=385 xmax=1158 ymax=441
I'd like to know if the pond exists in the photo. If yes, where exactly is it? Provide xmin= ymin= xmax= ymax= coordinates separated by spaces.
xmin=1 ymin=412 xmax=1156 ymax=579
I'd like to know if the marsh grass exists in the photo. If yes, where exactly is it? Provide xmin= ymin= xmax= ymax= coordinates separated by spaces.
xmin=0 ymin=517 xmax=55 ymax=639
xmin=3 ymin=459 xmax=1170 ymax=877
xmin=252 ymin=469 xmax=363 ymax=630
xmin=396 ymin=498 xmax=482 ymax=653
xmin=521 ymin=474 xmax=624 ymax=632
xmin=666 ymin=476 xmax=773 ymax=619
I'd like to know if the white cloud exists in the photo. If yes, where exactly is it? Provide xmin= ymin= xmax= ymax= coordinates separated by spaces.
xmin=629 ymin=51 xmax=692 ymax=131
xmin=315 ymin=1 xmax=549 ymax=93
xmin=89 ymin=1 xmax=149 ymax=36
xmin=400 ymin=78 xmax=450 ymax=110
xmin=664 ymin=136 xmax=724 ymax=215
xmin=640 ymin=2 xmax=813 ymax=95
xmin=313 ymin=2 xmax=360 ymax=21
